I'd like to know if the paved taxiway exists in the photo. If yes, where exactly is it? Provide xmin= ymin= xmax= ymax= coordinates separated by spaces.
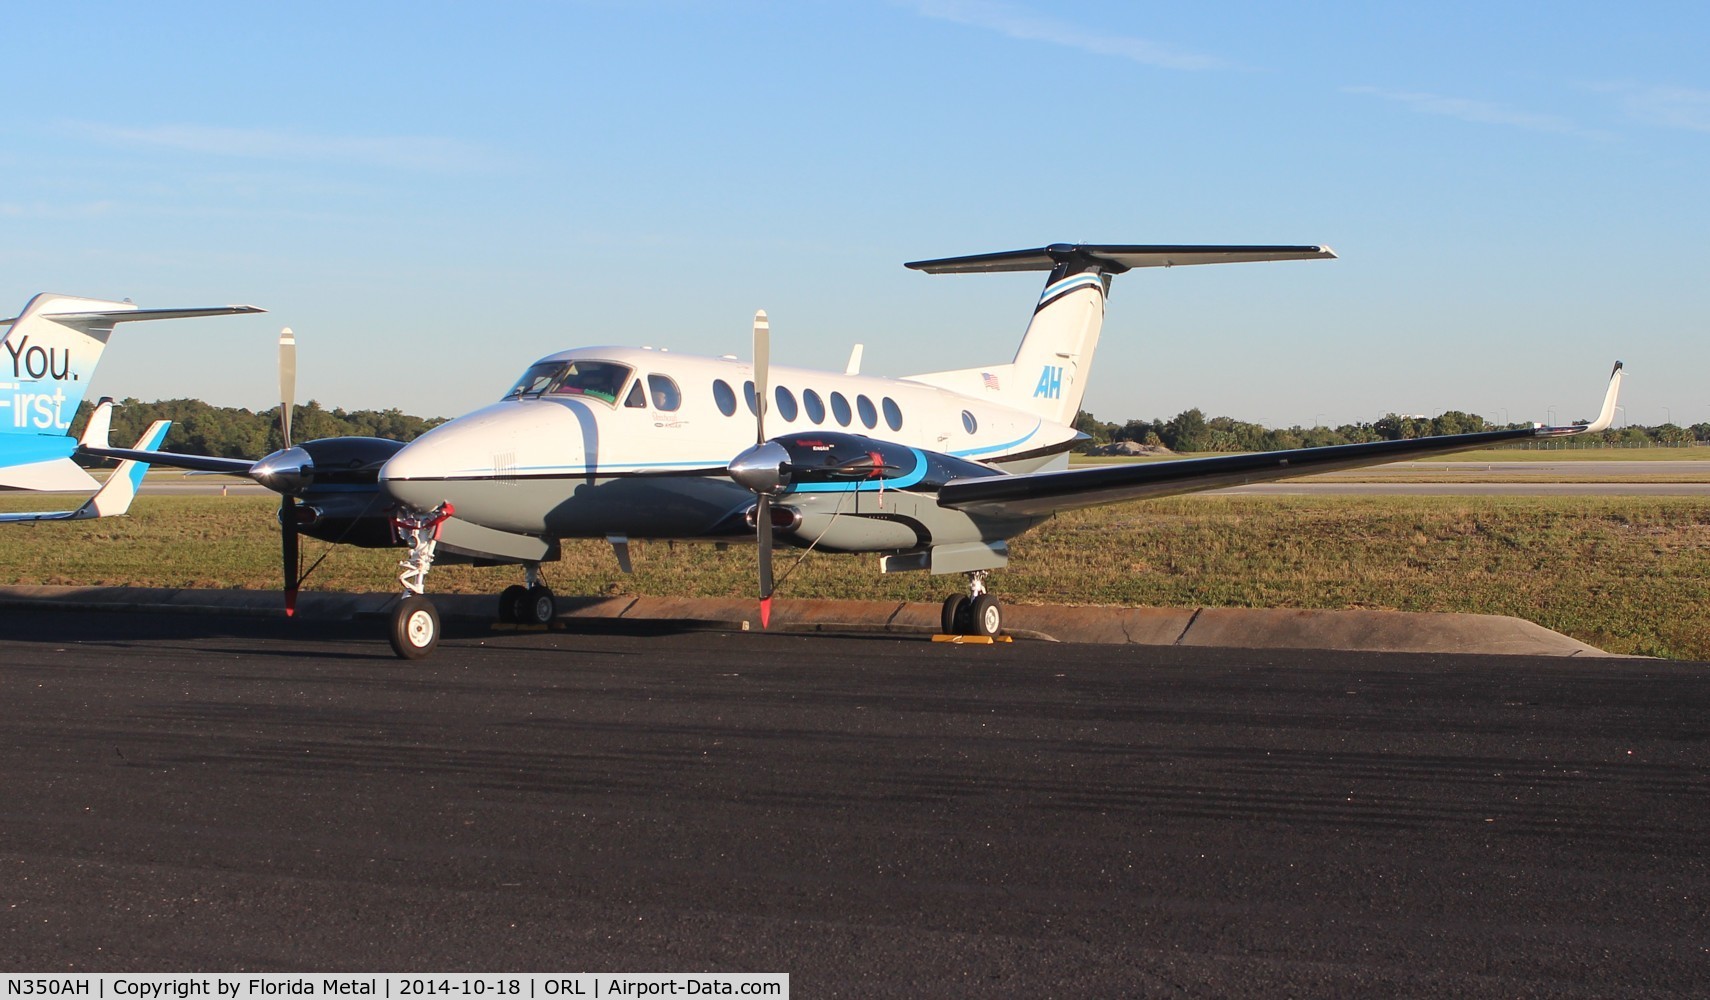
xmin=4 ymin=610 xmax=1706 ymax=994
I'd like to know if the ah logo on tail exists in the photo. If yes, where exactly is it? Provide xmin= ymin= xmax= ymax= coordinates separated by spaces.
xmin=1033 ymin=365 xmax=1064 ymax=400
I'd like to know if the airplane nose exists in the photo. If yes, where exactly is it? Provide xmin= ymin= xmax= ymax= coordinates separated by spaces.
xmin=378 ymin=442 xmax=452 ymax=512
xmin=380 ymin=400 xmax=585 ymax=523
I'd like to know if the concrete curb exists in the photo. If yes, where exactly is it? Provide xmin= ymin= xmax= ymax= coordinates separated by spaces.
xmin=0 ymin=585 xmax=1613 ymax=657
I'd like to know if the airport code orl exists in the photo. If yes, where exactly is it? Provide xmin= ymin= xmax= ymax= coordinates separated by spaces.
xmin=4 ymin=978 xmax=787 ymax=1000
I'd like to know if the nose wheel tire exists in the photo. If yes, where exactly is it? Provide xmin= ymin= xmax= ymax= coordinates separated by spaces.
xmin=389 ymin=595 xmax=441 ymax=659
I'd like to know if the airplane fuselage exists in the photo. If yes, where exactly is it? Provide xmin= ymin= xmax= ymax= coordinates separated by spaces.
xmin=379 ymin=346 xmax=1076 ymax=552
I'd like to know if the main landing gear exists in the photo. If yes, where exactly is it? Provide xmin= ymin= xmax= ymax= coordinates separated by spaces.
xmin=497 ymin=563 xmax=557 ymax=626
xmin=940 ymin=571 xmax=1003 ymax=638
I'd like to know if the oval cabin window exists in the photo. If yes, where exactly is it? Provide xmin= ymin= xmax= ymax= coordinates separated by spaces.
xmin=713 ymin=379 xmax=737 ymax=417
xmin=881 ymin=397 xmax=903 ymax=432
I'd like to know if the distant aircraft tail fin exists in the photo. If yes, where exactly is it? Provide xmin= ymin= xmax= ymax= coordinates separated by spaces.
xmin=901 ymin=244 xmax=1336 ymax=427
xmin=0 ymin=293 xmax=263 ymax=436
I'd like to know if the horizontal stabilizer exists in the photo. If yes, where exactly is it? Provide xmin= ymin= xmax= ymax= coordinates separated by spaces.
xmin=0 ymin=304 xmax=264 ymax=326
xmin=906 ymin=244 xmax=1336 ymax=275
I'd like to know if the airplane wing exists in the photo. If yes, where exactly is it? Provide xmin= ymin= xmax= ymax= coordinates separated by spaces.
xmin=78 ymin=445 xmax=256 ymax=475
xmin=939 ymin=363 xmax=1625 ymax=519
xmin=0 ymin=418 xmax=172 ymax=523
xmin=76 ymin=401 xmax=257 ymax=475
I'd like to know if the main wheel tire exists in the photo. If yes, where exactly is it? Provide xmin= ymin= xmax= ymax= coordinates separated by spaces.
xmin=941 ymin=594 xmax=968 ymax=636
xmin=520 ymin=585 xmax=557 ymax=626
xmin=389 ymin=595 xmax=441 ymax=659
xmin=498 ymin=584 xmax=528 ymax=623
xmin=966 ymin=593 xmax=1002 ymax=638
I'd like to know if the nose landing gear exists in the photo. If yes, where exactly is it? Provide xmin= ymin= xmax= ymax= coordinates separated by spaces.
xmin=387 ymin=503 xmax=455 ymax=659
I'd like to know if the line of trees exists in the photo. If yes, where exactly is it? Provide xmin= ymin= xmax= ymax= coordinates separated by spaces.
xmin=1074 ymin=408 xmax=1710 ymax=453
xmin=70 ymin=398 xmax=445 ymax=462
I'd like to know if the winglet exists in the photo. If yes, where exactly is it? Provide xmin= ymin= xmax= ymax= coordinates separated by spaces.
xmin=1581 ymin=361 xmax=1624 ymax=434
xmin=71 ymin=419 xmax=172 ymax=519
xmin=1537 ymin=360 xmax=1623 ymax=436
xmin=78 ymin=398 xmax=116 ymax=450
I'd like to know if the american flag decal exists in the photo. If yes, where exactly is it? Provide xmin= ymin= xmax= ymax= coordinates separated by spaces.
xmin=981 ymin=372 xmax=1000 ymax=390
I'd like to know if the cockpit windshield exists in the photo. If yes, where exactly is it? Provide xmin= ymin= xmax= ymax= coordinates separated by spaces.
xmin=504 ymin=360 xmax=634 ymax=404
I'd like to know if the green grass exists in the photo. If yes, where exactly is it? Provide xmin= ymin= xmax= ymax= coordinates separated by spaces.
xmin=3 ymin=493 xmax=1709 ymax=660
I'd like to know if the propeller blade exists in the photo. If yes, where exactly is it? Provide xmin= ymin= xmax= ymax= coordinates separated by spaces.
xmin=756 ymin=494 xmax=774 ymax=629
xmin=752 ymin=310 xmax=769 ymax=446
xmin=280 ymin=494 xmax=300 ymax=617
xmin=278 ymin=327 xmax=297 ymax=449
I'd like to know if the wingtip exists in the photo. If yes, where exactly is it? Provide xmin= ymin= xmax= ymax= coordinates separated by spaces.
xmin=1581 ymin=361 xmax=1625 ymax=434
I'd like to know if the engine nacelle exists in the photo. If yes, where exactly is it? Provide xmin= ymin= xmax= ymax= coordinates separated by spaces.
xmin=765 ymin=431 xmax=1002 ymax=495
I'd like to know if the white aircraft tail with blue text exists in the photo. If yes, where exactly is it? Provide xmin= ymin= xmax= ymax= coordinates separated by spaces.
xmin=0 ymin=293 xmax=262 ymax=492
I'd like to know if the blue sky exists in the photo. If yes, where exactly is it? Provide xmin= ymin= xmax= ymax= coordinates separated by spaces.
xmin=4 ymin=1 xmax=1705 ymax=428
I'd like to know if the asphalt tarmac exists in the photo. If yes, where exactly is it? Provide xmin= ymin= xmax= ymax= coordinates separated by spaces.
xmin=4 ymin=610 xmax=1707 ymax=996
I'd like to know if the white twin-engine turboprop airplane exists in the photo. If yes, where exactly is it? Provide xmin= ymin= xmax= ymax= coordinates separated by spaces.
xmin=89 ymin=244 xmax=1624 ymax=659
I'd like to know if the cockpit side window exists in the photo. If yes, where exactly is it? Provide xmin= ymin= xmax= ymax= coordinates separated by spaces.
xmin=648 ymin=374 xmax=682 ymax=411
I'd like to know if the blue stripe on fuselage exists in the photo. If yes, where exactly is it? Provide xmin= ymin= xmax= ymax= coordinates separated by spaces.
xmin=948 ymin=421 xmax=1042 ymax=459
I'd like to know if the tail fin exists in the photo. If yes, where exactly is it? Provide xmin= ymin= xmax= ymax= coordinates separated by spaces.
xmin=0 ymin=293 xmax=263 ymax=435
xmin=903 ymin=244 xmax=1336 ymax=426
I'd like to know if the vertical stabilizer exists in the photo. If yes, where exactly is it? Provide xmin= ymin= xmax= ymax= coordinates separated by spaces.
xmin=1005 ymin=259 xmax=1109 ymax=425
xmin=0 ymin=294 xmax=263 ymax=436
xmin=0 ymin=294 xmax=133 ymax=435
